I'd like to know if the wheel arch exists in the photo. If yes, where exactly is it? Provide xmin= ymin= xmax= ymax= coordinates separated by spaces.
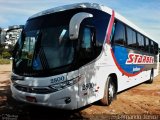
xmin=100 ymin=73 xmax=118 ymax=105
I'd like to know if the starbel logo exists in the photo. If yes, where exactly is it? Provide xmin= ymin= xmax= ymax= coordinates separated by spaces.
xmin=126 ymin=53 xmax=154 ymax=64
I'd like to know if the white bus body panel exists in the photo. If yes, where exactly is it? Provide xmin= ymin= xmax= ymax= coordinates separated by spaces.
xmin=11 ymin=3 xmax=159 ymax=110
xmin=11 ymin=71 xmax=80 ymax=110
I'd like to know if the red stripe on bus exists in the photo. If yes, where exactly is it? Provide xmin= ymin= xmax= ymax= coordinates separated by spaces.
xmin=105 ymin=10 xmax=143 ymax=77
xmin=106 ymin=10 xmax=115 ymax=44
xmin=111 ymin=48 xmax=144 ymax=77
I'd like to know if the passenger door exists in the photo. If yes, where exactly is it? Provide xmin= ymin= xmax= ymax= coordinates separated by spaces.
xmin=78 ymin=26 xmax=97 ymax=108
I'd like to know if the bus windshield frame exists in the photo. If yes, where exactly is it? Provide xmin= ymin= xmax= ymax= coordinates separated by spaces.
xmin=13 ymin=10 xmax=78 ymax=77
xmin=12 ymin=8 xmax=111 ymax=77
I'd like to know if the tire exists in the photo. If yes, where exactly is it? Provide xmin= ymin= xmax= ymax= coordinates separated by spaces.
xmin=100 ymin=76 xmax=116 ymax=106
xmin=147 ymin=69 xmax=154 ymax=84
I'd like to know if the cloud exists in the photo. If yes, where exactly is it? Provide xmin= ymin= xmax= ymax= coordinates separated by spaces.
xmin=0 ymin=0 xmax=99 ymax=28
xmin=0 ymin=17 xmax=9 ymax=25
xmin=0 ymin=0 xmax=159 ymax=45
xmin=108 ymin=0 xmax=160 ymax=44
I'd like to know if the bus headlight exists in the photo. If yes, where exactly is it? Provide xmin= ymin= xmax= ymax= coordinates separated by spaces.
xmin=49 ymin=76 xmax=79 ymax=91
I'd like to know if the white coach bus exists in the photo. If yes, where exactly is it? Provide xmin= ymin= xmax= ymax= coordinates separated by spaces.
xmin=11 ymin=3 xmax=159 ymax=110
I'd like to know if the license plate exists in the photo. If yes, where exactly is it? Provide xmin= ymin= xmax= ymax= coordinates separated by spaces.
xmin=26 ymin=96 xmax=37 ymax=103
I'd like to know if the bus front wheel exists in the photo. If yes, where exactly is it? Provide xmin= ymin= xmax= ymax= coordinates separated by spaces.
xmin=100 ymin=76 xmax=116 ymax=106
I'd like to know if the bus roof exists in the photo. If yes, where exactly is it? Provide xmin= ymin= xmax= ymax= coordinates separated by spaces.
xmin=29 ymin=3 xmax=154 ymax=41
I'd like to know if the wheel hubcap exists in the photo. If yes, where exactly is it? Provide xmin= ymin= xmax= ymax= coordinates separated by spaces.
xmin=109 ymin=83 xmax=114 ymax=100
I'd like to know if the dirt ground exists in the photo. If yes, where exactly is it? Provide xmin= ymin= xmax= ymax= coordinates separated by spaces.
xmin=0 ymin=64 xmax=160 ymax=120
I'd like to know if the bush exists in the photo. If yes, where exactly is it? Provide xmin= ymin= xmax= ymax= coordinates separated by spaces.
xmin=0 ymin=59 xmax=11 ymax=64
xmin=2 ymin=51 xmax=11 ymax=59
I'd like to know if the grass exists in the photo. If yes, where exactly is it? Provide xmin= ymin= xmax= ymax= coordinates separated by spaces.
xmin=0 ymin=59 xmax=11 ymax=64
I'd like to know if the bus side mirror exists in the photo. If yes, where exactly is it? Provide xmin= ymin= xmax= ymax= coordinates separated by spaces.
xmin=69 ymin=12 xmax=93 ymax=40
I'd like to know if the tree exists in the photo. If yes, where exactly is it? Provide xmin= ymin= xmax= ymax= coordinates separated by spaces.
xmin=7 ymin=44 xmax=14 ymax=56
xmin=0 ymin=44 xmax=13 ymax=59
xmin=0 ymin=44 xmax=5 ymax=56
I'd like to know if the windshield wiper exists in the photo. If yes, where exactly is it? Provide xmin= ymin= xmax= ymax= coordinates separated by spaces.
xmin=12 ymin=30 xmax=25 ymax=59
xmin=33 ymin=31 xmax=49 ymax=70
xmin=34 ymin=31 xmax=42 ymax=57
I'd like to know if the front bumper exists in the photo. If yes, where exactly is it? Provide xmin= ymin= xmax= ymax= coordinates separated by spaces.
xmin=10 ymin=83 xmax=79 ymax=110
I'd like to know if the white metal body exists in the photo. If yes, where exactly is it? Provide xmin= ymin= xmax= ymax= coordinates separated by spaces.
xmin=11 ymin=3 xmax=159 ymax=110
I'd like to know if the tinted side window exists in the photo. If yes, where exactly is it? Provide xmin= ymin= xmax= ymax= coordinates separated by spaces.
xmin=150 ymin=40 xmax=154 ymax=54
xmin=126 ymin=27 xmax=137 ymax=48
xmin=154 ymin=42 xmax=158 ymax=55
xmin=145 ymin=38 xmax=150 ymax=53
xmin=137 ymin=33 xmax=145 ymax=51
xmin=79 ymin=27 xmax=96 ymax=66
xmin=82 ymin=28 xmax=91 ymax=49
xmin=113 ymin=21 xmax=126 ymax=45
xmin=81 ymin=9 xmax=110 ymax=56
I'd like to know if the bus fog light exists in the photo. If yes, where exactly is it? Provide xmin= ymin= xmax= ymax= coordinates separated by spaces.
xmin=65 ymin=97 xmax=71 ymax=104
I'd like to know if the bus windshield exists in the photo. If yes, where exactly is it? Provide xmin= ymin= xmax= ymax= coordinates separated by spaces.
xmin=13 ymin=10 xmax=76 ymax=76
xmin=18 ymin=26 xmax=73 ymax=69
xmin=12 ymin=8 xmax=110 ymax=77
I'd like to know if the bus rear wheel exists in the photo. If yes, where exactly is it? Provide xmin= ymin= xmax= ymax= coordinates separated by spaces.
xmin=147 ymin=69 xmax=154 ymax=84
xmin=100 ymin=76 xmax=116 ymax=106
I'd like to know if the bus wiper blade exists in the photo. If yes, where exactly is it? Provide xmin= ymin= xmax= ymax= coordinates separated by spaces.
xmin=33 ymin=31 xmax=49 ymax=70
xmin=35 ymin=31 xmax=42 ymax=56
xmin=11 ymin=75 xmax=24 ymax=81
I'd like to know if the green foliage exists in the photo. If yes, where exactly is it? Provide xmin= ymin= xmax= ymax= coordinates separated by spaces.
xmin=0 ymin=44 xmax=14 ymax=59
xmin=0 ymin=44 xmax=13 ymax=64
xmin=2 ymin=51 xmax=11 ymax=59
xmin=7 ymin=44 xmax=14 ymax=55
xmin=0 ymin=44 xmax=5 ymax=56
xmin=0 ymin=59 xmax=10 ymax=64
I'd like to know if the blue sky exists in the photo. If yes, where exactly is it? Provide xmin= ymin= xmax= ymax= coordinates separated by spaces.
xmin=0 ymin=0 xmax=159 ymax=44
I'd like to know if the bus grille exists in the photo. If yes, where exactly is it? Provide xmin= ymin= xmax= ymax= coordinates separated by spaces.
xmin=13 ymin=83 xmax=54 ymax=94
